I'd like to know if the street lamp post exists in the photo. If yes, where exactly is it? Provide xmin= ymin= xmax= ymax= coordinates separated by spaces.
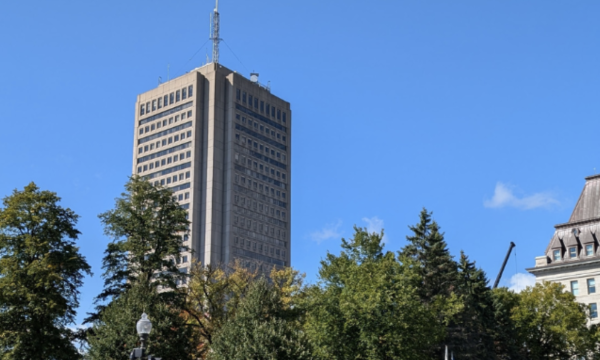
xmin=130 ymin=312 xmax=161 ymax=360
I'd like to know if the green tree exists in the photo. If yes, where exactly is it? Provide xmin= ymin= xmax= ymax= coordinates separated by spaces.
xmin=304 ymin=226 xmax=442 ymax=360
xmin=511 ymin=281 xmax=592 ymax=359
xmin=184 ymin=261 xmax=258 ymax=358
xmin=450 ymin=252 xmax=495 ymax=359
xmin=209 ymin=278 xmax=313 ymax=360
xmin=86 ymin=177 xmax=193 ymax=359
xmin=401 ymin=208 xmax=461 ymax=359
xmin=0 ymin=183 xmax=91 ymax=359
xmin=490 ymin=287 xmax=523 ymax=360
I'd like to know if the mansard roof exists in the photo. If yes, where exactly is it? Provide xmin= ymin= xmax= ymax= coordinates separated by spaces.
xmin=533 ymin=175 xmax=600 ymax=271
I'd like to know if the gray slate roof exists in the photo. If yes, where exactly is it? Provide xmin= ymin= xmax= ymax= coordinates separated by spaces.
xmin=539 ymin=175 xmax=600 ymax=268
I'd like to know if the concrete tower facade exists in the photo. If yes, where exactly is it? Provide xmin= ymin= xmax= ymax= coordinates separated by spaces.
xmin=132 ymin=63 xmax=291 ymax=274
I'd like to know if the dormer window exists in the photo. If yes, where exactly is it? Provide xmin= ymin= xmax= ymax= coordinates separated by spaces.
xmin=569 ymin=247 xmax=577 ymax=258
xmin=573 ymin=228 xmax=580 ymax=236
xmin=586 ymin=244 xmax=594 ymax=256
xmin=553 ymin=250 xmax=561 ymax=261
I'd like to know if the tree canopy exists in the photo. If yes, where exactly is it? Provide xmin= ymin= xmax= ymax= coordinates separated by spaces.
xmin=0 ymin=183 xmax=91 ymax=359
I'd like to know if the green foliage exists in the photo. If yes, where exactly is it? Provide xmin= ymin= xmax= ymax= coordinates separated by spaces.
xmin=511 ymin=281 xmax=591 ymax=359
xmin=303 ymin=226 xmax=442 ymax=360
xmin=184 ymin=261 xmax=258 ymax=358
xmin=86 ymin=177 xmax=193 ymax=359
xmin=87 ymin=283 xmax=192 ymax=360
xmin=0 ymin=182 xmax=91 ymax=359
xmin=209 ymin=278 xmax=313 ymax=360
xmin=490 ymin=287 xmax=523 ymax=359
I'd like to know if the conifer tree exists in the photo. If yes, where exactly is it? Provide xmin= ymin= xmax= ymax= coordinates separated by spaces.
xmin=86 ymin=177 xmax=193 ymax=359
xmin=450 ymin=252 xmax=495 ymax=359
xmin=0 ymin=183 xmax=91 ymax=359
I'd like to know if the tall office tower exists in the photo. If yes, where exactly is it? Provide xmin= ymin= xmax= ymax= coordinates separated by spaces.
xmin=132 ymin=63 xmax=291 ymax=275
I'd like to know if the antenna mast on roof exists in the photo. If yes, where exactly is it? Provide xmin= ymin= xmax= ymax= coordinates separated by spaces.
xmin=210 ymin=0 xmax=221 ymax=64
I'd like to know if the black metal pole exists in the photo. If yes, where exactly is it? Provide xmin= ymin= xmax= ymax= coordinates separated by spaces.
xmin=140 ymin=334 xmax=148 ymax=358
xmin=493 ymin=242 xmax=516 ymax=289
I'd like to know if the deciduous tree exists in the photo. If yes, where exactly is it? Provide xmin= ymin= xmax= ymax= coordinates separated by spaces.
xmin=0 ymin=183 xmax=91 ymax=359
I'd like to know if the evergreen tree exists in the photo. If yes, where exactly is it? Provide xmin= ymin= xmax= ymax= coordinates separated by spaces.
xmin=490 ymin=287 xmax=523 ymax=360
xmin=401 ymin=208 xmax=460 ymax=359
xmin=209 ymin=278 xmax=313 ymax=360
xmin=450 ymin=252 xmax=495 ymax=359
xmin=0 ymin=183 xmax=91 ymax=359
xmin=86 ymin=177 xmax=193 ymax=359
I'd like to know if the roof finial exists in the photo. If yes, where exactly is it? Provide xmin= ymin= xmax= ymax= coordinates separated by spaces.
xmin=210 ymin=0 xmax=221 ymax=64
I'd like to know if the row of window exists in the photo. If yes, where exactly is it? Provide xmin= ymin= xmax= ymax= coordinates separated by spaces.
xmin=235 ymin=132 xmax=286 ymax=163
xmin=147 ymin=171 xmax=191 ymax=186
xmin=236 ymin=113 xmax=287 ymax=143
xmin=236 ymin=89 xmax=287 ymax=124
xmin=552 ymin=243 xmax=595 ymax=261
xmin=235 ymin=123 xmax=286 ymax=151
xmin=138 ymin=152 xmax=192 ymax=173
xmin=571 ymin=278 xmax=596 ymax=296
xmin=140 ymin=85 xmax=194 ymax=116
xmin=235 ymin=174 xmax=287 ymax=208
xmin=137 ymin=142 xmax=191 ymax=164
xmin=234 ymin=198 xmax=286 ymax=219
xmin=236 ymin=153 xmax=287 ymax=181
xmin=233 ymin=247 xmax=286 ymax=267
xmin=235 ymin=237 xmax=286 ymax=257
xmin=139 ymin=114 xmax=192 ymax=139
xmin=138 ymin=131 xmax=192 ymax=154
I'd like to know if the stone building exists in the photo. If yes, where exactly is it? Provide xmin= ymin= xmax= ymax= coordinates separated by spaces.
xmin=528 ymin=174 xmax=600 ymax=324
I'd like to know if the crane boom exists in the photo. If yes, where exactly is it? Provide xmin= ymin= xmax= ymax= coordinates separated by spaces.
xmin=493 ymin=242 xmax=516 ymax=289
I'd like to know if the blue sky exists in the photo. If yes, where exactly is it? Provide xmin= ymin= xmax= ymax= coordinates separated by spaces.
xmin=2 ymin=1 xmax=600 ymax=325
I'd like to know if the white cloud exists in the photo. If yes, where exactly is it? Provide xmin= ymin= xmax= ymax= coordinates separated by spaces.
xmin=362 ymin=216 xmax=388 ymax=243
xmin=310 ymin=220 xmax=343 ymax=243
xmin=508 ymin=272 xmax=536 ymax=293
xmin=484 ymin=182 xmax=559 ymax=210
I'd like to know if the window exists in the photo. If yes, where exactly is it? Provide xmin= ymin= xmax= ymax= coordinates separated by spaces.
xmin=150 ymin=124 xmax=155 ymax=131
xmin=186 ymin=151 xmax=191 ymax=158
xmin=181 ymin=112 xmax=186 ymax=120
xmin=185 ymin=192 xmax=190 ymax=199
xmin=158 ymin=97 xmax=162 ymax=109
xmin=146 ymin=102 xmax=150 ymax=113
xmin=137 ymin=166 xmax=141 ymax=173
xmin=271 ymin=106 xmax=275 ymax=117
xmin=186 ymin=171 xmax=190 ymax=179
xmin=138 ymin=148 xmax=142 ymax=154
xmin=553 ymin=250 xmax=561 ymax=261
xmin=589 ymin=279 xmax=596 ymax=294
xmin=187 ymin=110 xmax=192 ymax=117
xmin=570 ymin=247 xmax=577 ymax=258
xmin=176 ymin=90 xmax=181 ymax=102
xmin=236 ymin=88 xmax=241 ymax=101
xmin=140 ymin=105 xmax=145 ymax=116
xmin=242 ymin=91 xmax=246 ymax=103
xmin=188 ymin=85 xmax=193 ymax=97
xmin=277 ymin=109 xmax=281 ymax=120
xmin=152 ymin=100 xmax=156 ymax=111
xmin=163 ymin=95 xmax=168 ymax=107
xmin=260 ymin=101 xmax=264 ymax=112
xmin=571 ymin=281 xmax=579 ymax=296
xmin=592 ymin=303 xmax=598 ymax=319
xmin=139 ymin=128 xmax=143 ymax=135
xmin=283 ymin=112 xmax=287 ymax=123
xmin=187 ymin=131 xmax=192 ymax=137
xmin=587 ymin=244 xmax=594 ymax=256
xmin=178 ymin=194 xmax=183 ymax=201
xmin=266 ymin=103 xmax=270 ymax=115
xmin=182 ymin=87 xmax=187 ymax=99
xmin=182 ymin=255 xmax=188 ymax=263
xmin=254 ymin=98 xmax=258 ymax=109
xmin=170 ymin=92 xmax=174 ymax=104
xmin=248 ymin=95 xmax=253 ymax=105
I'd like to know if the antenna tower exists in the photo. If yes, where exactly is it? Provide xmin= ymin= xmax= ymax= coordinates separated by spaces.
xmin=210 ymin=0 xmax=221 ymax=64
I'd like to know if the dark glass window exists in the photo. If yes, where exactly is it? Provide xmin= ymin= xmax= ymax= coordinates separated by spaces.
xmin=271 ymin=106 xmax=275 ymax=117
xmin=283 ymin=112 xmax=287 ymax=123
xmin=248 ymin=95 xmax=253 ymax=105
xmin=277 ymin=109 xmax=281 ymax=120
xmin=591 ymin=303 xmax=598 ymax=318
xmin=188 ymin=85 xmax=193 ymax=97
xmin=254 ymin=98 xmax=258 ymax=108
xmin=158 ymin=98 xmax=162 ymax=109
xmin=266 ymin=103 xmax=270 ymax=115
xmin=152 ymin=100 xmax=156 ymax=111
xmin=260 ymin=101 xmax=264 ymax=112
xmin=182 ymin=88 xmax=187 ymax=99
xmin=170 ymin=93 xmax=174 ymax=104
xmin=176 ymin=90 xmax=181 ymax=102
xmin=140 ymin=105 xmax=145 ymax=116
xmin=242 ymin=91 xmax=247 ymax=103
xmin=164 ymin=95 xmax=168 ymax=107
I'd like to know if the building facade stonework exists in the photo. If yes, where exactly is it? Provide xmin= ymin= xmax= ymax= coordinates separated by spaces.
xmin=132 ymin=63 xmax=291 ymax=277
xmin=528 ymin=174 xmax=600 ymax=324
